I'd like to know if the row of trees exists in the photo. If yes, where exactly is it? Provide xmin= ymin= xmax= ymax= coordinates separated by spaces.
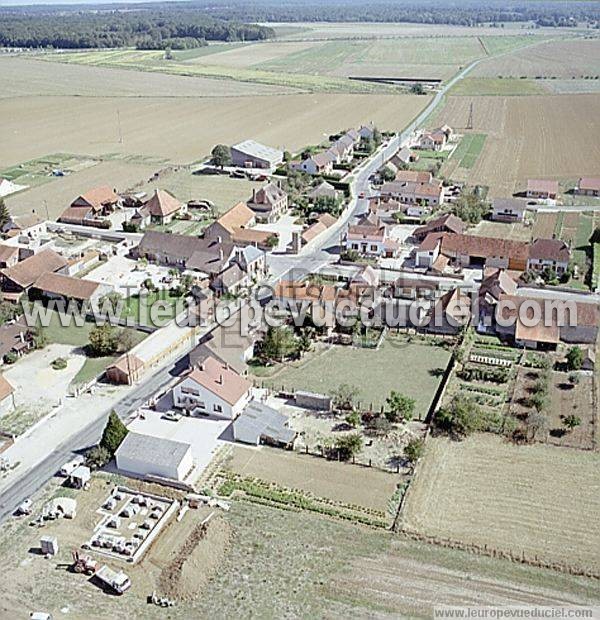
xmin=0 ymin=12 xmax=274 ymax=49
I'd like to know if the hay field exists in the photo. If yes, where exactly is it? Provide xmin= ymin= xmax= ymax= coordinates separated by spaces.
xmin=0 ymin=92 xmax=429 ymax=168
xmin=5 ymin=159 xmax=160 ymax=219
xmin=430 ymin=94 xmax=600 ymax=197
xmin=0 ymin=56 xmax=293 ymax=98
xmin=401 ymin=435 xmax=600 ymax=573
xmin=473 ymin=38 xmax=600 ymax=79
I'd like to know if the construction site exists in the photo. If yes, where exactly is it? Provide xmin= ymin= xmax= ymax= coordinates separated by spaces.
xmin=0 ymin=474 xmax=232 ymax=618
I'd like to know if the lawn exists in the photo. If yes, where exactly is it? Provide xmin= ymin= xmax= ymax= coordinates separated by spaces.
xmin=257 ymin=338 xmax=451 ymax=417
xmin=452 ymin=133 xmax=487 ymax=169
xmin=449 ymin=77 xmax=548 ymax=96
xmin=401 ymin=435 xmax=600 ymax=574
xmin=121 ymin=289 xmax=184 ymax=327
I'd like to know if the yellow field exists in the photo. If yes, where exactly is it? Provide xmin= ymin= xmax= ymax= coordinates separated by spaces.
xmin=431 ymin=94 xmax=600 ymax=197
xmin=0 ymin=92 xmax=429 ymax=168
xmin=401 ymin=435 xmax=600 ymax=573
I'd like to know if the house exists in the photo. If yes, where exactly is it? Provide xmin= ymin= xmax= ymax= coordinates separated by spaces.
xmin=344 ymin=213 xmax=399 ymax=258
xmin=234 ymin=245 xmax=268 ymax=282
xmin=31 ymin=272 xmax=107 ymax=305
xmin=205 ymin=202 xmax=276 ymax=250
xmin=329 ymin=134 xmax=355 ymax=163
xmin=423 ymin=287 xmax=471 ymax=335
xmin=172 ymin=355 xmax=252 ymax=419
xmin=135 ymin=231 xmax=235 ymax=275
xmin=526 ymin=179 xmax=559 ymax=201
xmin=230 ymin=140 xmax=283 ymax=169
xmin=129 ymin=206 xmax=151 ymax=230
xmin=390 ymin=146 xmax=417 ymax=167
xmin=491 ymin=198 xmax=527 ymax=222
xmin=527 ymin=238 xmax=571 ymax=275
xmin=414 ymin=232 xmax=444 ymax=269
xmin=358 ymin=124 xmax=376 ymax=140
xmin=417 ymin=129 xmax=448 ymax=151
xmin=495 ymin=294 xmax=599 ymax=347
xmin=211 ymin=263 xmax=248 ymax=296
xmin=232 ymin=401 xmax=296 ymax=448
xmin=0 ymin=249 xmax=68 ymax=301
xmin=106 ymin=354 xmax=145 ymax=385
xmin=413 ymin=213 xmax=466 ymax=242
xmin=115 ymin=432 xmax=193 ymax=482
xmin=1 ymin=214 xmax=45 ymax=239
xmin=477 ymin=268 xmax=518 ymax=331
xmin=308 ymin=181 xmax=342 ymax=203
xmin=58 ymin=186 xmax=120 ymax=225
xmin=0 ymin=317 xmax=35 ymax=363
xmin=299 ymin=213 xmax=337 ymax=247
xmin=575 ymin=177 xmax=600 ymax=197
xmin=0 ymin=374 xmax=15 ymax=414
xmin=294 ymin=152 xmax=335 ymax=176
xmin=143 ymin=189 xmax=186 ymax=225
xmin=0 ymin=245 xmax=19 ymax=269
xmin=380 ymin=179 xmax=444 ymax=213
xmin=246 ymin=183 xmax=288 ymax=223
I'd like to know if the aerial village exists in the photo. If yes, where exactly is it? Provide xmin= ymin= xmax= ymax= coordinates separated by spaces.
xmin=0 ymin=119 xmax=598 ymax=612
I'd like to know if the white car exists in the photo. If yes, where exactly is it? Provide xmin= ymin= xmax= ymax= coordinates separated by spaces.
xmin=16 ymin=498 xmax=32 ymax=516
xmin=161 ymin=411 xmax=182 ymax=422
xmin=59 ymin=454 xmax=85 ymax=477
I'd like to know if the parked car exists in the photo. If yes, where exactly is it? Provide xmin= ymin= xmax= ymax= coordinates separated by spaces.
xmin=162 ymin=411 xmax=182 ymax=422
xmin=59 ymin=454 xmax=85 ymax=477
xmin=16 ymin=498 xmax=32 ymax=516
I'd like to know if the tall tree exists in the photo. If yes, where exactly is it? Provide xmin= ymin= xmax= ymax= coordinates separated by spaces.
xmin=211 ymin=144 xmax=232 ymax=168
xmin=100 ymin=411 xmax=128 ymax=455
xmin=0 ymin=199 xmax=10 ymax=230
xmin=385 ymin=391 xmax=416 ymax=423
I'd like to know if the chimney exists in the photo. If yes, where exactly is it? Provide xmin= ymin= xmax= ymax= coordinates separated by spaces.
xmin=219 ymin=248 xmax=224 ymax=261
xmin=218 ymin=374 xmax=223 ymax=384
xmin=252 ymin=188 xmax=257 ymax=202
xmin=217 ymin=235 xmax=222 ymax=244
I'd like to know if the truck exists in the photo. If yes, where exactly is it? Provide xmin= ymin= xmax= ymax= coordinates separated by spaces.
xmin=95 ymin=565 xmax=132 ymax=595
xmin=59 ymin=455 xmax=85 ymax=477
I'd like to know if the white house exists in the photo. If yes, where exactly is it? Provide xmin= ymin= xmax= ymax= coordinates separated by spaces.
xmin=527 ymin=238 xmax=571 ymax=275
xmin=414 ymin=233 xmax=442 ymax=269
xmin=172 ymin=355 xmax=252 ymax=419
xmin=115 ymin=432 xmax=193 ymax=482
xmin=491 ymin=198 xmax=527 ymax=222
xmin=294 ymin=152 xmax=335 ymax=175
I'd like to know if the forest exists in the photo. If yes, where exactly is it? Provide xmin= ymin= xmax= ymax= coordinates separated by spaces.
xmin=0 ymin=11 xmax=275 ymax=50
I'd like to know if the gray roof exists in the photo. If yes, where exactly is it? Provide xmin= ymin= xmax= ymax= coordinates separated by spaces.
xmin=492 ymin=198 xmax=527 ymax=213
xmin=231 ymin=140 xmax=283 ymax=165
xmin=115 ymin=432 xmax=191 ymax=468
xmin=233 ymin=401 xmax=296 ymax=445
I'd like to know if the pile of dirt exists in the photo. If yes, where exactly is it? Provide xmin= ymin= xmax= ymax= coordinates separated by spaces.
xmin=157 ymin=515 xmax=231 ymax=602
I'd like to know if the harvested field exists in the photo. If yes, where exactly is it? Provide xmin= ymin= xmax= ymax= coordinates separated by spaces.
xmin=0 ymin=56 xmax=293 ymax=98
xmin=533 ymin=212 xmax=558 ymax=238
xmin=401 ymin=435 xmax=600 ymax=573
xmin=0 ymin=93 xmax=429 ymax=169
xmin=449 ymin=77 xmax=548 ymax=96
xmin=430 ymin=95 xmax=600 ymax=197
xmin=225 ymin=445 xmax=399 ymax=512
xmin=473 ymin=39 xmax=600 ymax=79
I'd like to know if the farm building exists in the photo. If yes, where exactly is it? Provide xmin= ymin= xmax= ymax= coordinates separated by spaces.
xmin=58 ymin=186 xmax=121 ymax=226
xmin=380 ymin=179 xmax=444 ymax=214
xmin=143 ymin=189 xmax=186 ymax=225
xmin=1 ymin=213 xmax=46 ymax=239
xmin=232 ymin=401 xmax=296 ymax=447
xmin=491 ymin=198 xmax=527 ymax=222
xmin=0 ymin=249 xmax=68 ymax=301
xmin=526 ymin=238 xmax=571 ymax=275
xmin=423 ymin=287 xmax=471 ymax=335
xmin=115 ymin=432 xmax=193 ymax=482
xmin=172 ymin=355 xmax=252 ymax=419
xmin=31 ymin=272 xmax=107 ymax=304
xmin=106 ymin=354 xmax=145 ymax=385
xmin=526 ymin=179 xmax=559 ymax=201
xmin=575 ymin=177 xmax=600 ymax=197
xmin=413 ymin=213 xmax=466 ymax=242
xmin=230 ymin=140 xmax=283 ymax=169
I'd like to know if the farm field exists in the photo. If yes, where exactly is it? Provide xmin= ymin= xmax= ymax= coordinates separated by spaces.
xmin=4 ymin=158 xmax=161 ymax=220
xmin=401 ymin=435 xmax=600 ymax=573
xmin=256 ymin=338 xmax=451 ymax=417
xmin=224 ymin=445 xmax=398 ymax=512
xmin=449 ymin=77 xmax=548 ymax=96
xmin=430 ymin=94 xmax=600 ymax=197
xmin=0 ymin=56 xmax=293 ymax=98
xmin=473 ymin=38 xmax=600 ymax=79
xmin=0 ymin=92 xmax=429 ymax=170
xmin=470 ymin=219 xmax=532 ymax=242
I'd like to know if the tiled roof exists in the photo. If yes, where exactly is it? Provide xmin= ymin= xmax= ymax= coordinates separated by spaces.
xmin=33 ymin=272 xmax=101 ymax=301
xmin=1 ymin=249 xmax=67 ymax=289
xmin=184 ymin=355 xmax=251 ymax=405
xmin=529 ymin=238 xmax=571 ymax=263
xmin=144 ymin=189 xmax=183 ymax=218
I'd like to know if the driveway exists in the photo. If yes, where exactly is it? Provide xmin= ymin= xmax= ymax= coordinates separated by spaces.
xmin=255 ymin=213 xmax=302 ymax=253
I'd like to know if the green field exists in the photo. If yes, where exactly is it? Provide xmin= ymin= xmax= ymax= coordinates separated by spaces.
xmin=451 ymin=133 xmax=487 ymax=169
xmin=449 ymin=77 xmax=548 ymax=96
xmin=256 ymin=337 xmax=451 ymax=417
xmin=121 ymin=289 xmax=184 ymax=327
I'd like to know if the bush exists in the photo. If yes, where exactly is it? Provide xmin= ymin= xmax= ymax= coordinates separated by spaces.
xmin=51 ymin=357 xmax=68 ymax=370
xmin=3 ymin=351 xmax=18 ymax=364
xmin=333 ymin=433 xmax=363 ymax=461
xmin=86 ymin=445 xmax=111 ymax=469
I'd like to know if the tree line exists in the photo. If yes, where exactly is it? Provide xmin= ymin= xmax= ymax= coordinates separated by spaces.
xmin=0 ymin=10 xmax=275 ymax=50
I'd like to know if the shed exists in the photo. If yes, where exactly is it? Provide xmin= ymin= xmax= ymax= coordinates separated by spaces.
xmin=69 ymin=465 xmax=91 ymax=489
xmin=233 ymin=401 xmax=296 ymax=447
xmin=115 ymin=432 xmax=193 ymax=482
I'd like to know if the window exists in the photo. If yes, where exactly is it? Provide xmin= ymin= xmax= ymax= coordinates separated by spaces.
xmin=181 ymin=386 xmax=200 ymax=396
xmin=213 ymin=404 xmax=223 ymax=413
xmin=370 ymin=245 xmax=378 ymax=252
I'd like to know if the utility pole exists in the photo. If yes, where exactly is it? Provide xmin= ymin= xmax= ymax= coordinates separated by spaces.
xmin=466 ymin=102 xmax=474 ymax=130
